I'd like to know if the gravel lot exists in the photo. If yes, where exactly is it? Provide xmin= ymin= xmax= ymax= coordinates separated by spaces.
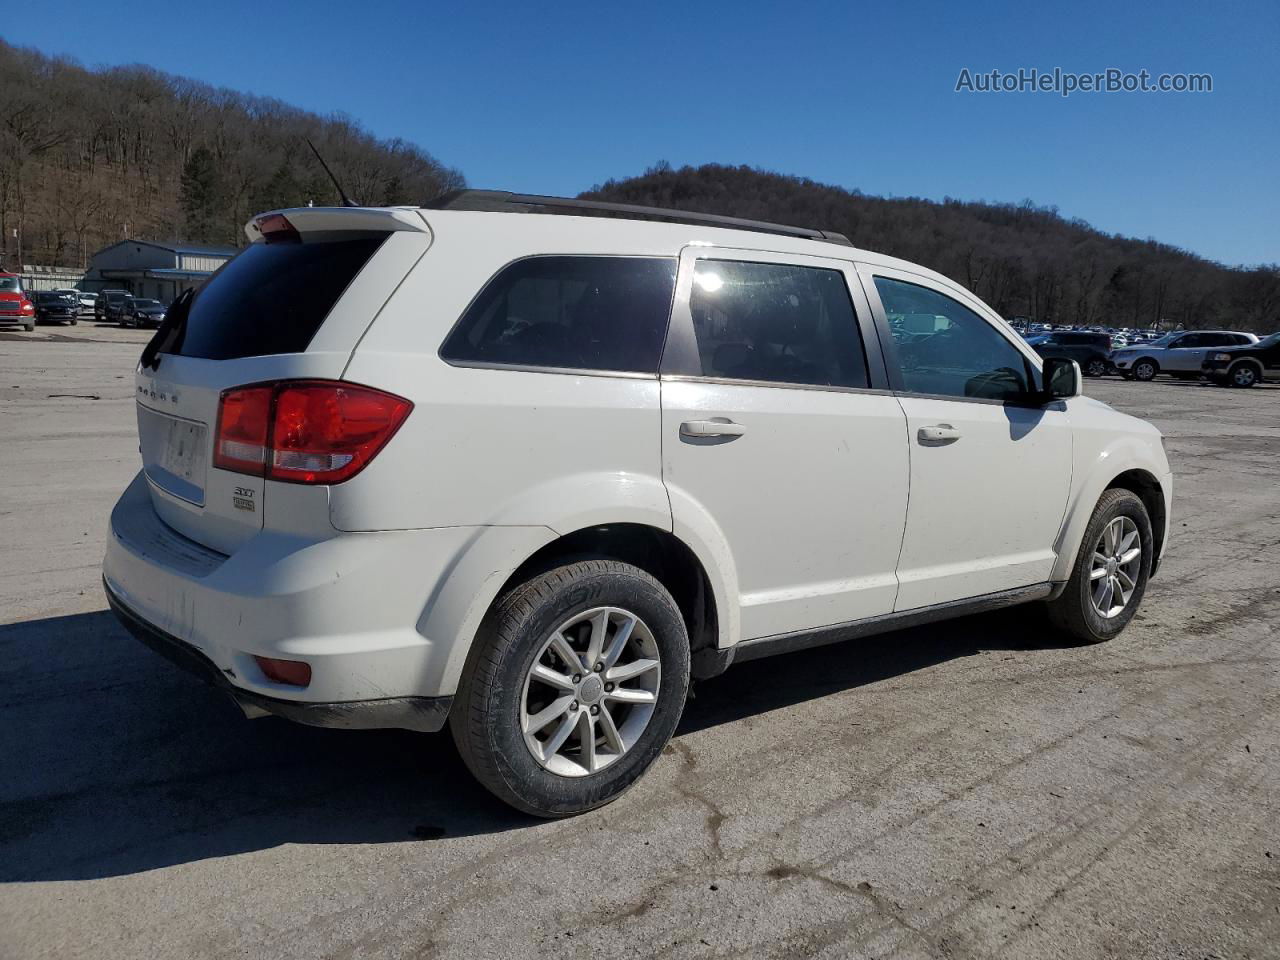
xmin=1 ymin=325 xmax=1277 ymax=960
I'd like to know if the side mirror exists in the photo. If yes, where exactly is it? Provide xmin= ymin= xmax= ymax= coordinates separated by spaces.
xmin=1042 ymin=357 xmax=1082 ymax=400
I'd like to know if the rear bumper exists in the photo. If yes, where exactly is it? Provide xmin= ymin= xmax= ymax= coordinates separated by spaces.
xmin=101 ymin=470 xmax=496 ymax=725
xmin=106 ymin=579 xmax=451 ymax=732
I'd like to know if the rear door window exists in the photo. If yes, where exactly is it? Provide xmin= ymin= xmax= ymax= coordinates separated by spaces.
xmin=686 ymin=260 xmax=869 ymax=388
xmin=171 ymin=236 xmax=387 ymax=360
xmin=440 ymin=256 xmax=677 ymax=374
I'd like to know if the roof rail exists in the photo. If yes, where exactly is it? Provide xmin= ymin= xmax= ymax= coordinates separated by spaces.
xmin=422 ymin=190 xmax=853 ymax=246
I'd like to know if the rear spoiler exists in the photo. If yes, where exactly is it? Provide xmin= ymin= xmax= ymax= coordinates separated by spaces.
xmin=243 ymin=206 xmax=431 ymax=243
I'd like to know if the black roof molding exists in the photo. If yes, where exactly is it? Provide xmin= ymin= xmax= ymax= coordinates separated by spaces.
xmin=423 ymin=190 xmax=854 ymax=246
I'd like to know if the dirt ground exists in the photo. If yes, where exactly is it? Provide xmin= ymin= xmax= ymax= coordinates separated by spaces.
xmin=1 ymin=325 xmax=1276 ymax=959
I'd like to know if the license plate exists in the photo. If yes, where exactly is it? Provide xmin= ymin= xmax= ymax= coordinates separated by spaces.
xmin=138 ymin=405 xmax=208 ymax=505
xmin=159 ymin=419 xmax=205 ymax=482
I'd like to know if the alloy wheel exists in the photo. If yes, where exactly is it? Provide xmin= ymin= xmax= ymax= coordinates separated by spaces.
xmin=1233 ymin=365 xmax=1257 ymax=387
xmin=520 ymin=606 xmax=661 ymax=777
xmin=1089 ymin=516 xmax=1142 ymax=618
xmin=1087 ymin=359 xmax=1106 ymax=377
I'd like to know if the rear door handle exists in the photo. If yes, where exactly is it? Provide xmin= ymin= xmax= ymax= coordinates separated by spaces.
xmin=681 ymin=419 xmax=746 ymax=438
xmin=918 ymin=424 xmax=961 ymax=445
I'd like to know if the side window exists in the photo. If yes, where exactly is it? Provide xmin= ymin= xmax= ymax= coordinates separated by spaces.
xmin=1199 ymin=334 xmax=1231 ymax=347
xmin=687 ymin=260 xmax=869 ymax=388
xmin=1168 ymin=335 xmax=1191 ymax=348
xmin=874 ymin=276 xmax=1033 ymax=401
xmin=440 ymin=256 xmax=677 ymax=374
xmin=1229 ymin=334 xmax=1252 ymax=345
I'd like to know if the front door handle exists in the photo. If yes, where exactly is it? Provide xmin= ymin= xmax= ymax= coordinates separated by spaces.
xmin=681 ymin=418 xmax=746 ymax=438
xmin=918 ymin=424 xmax=961 ymax=445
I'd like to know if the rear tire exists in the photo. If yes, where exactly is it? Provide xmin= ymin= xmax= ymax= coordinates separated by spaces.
xmin=1132 ymin=359 xmax=1158 ymax=382
xmin=1046 ymin=488 xmax=1153 ymax=644
xmin=450 ymin=559 xmax=691 ymax=817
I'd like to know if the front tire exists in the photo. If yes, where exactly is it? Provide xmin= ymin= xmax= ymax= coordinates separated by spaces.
xmin=1227 ymin=362 xmax=1260 ymax=388
xmin=1046 ymin=488 xmax=1153 ymax=644
xmin=1085 ymin=358 xmax=1108 ymax=378
xmin=450 ymin=559 xmax=691 ymax=817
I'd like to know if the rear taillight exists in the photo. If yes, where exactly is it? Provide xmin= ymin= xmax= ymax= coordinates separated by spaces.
xmin=214 ymin=380 xmax=411 ymax=485
xmin=214 ymin=385 xmax=272 ymax=474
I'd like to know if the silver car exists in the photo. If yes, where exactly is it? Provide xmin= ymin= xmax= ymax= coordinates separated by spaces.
xmin=1112 ymin=330 xmax=1259 ymax=381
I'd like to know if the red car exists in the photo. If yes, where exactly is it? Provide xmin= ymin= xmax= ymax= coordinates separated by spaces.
xmin=0 ymin=273 xmax=36 ymax=331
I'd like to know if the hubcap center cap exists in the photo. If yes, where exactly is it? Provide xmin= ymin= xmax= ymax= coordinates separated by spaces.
xmin=578 ymin=673 xmax=604 ymax=704
xmin=1105 ymin=557 xmax=1119 ymax=576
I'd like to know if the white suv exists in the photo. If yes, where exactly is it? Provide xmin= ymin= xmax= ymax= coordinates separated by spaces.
xmin=104 ymin=193 xmax=1173 ymax=817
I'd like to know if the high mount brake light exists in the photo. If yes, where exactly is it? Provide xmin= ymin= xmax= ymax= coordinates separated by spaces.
xmin=254 ymin=213 xmax=301 ymax=244
xmin=214 ymin=380 xmax=412 ymax=485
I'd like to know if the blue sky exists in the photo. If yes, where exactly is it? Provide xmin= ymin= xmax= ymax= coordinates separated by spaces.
xmin=10 ymin=0 xmax=1278 ymax=265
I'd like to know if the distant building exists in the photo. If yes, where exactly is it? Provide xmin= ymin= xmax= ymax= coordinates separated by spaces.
xmin=82 ymin=240 xmax=236 ymax=303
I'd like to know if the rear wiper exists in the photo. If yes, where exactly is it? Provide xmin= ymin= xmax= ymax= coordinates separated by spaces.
xmin=141 ymin=287 xmax=195 ymax=371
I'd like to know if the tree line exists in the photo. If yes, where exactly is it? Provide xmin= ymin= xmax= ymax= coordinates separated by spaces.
xmin=0 ymin=39 xmax=463 ymax=267
xmin=4 ymin=35 xmax=1274 ymax=333
xmin=584 ymin=163 xmax=1280 ymax=332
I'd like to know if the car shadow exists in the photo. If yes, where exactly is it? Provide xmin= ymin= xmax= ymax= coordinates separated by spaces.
xmin=0 ymin=604 xmax=1074 ymax=882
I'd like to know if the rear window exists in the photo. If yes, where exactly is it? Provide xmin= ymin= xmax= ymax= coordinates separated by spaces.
xmin=172 ymin=236 xmax=386 ymax=360
xmin=440 ymin=256 xmax=677 ymax=374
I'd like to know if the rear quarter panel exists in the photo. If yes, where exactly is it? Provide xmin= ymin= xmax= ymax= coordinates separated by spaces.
xmin=336 ymin=214 xmax=675 ymax=534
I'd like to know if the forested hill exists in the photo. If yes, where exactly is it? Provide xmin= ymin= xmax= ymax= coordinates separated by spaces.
xmin=0 ymin=39 xmax=463 ymax=267
xmin=583 ymin=164 xmax=1280 ymax=331
xmin=4 ymin=33 xmax=1275 ymax=332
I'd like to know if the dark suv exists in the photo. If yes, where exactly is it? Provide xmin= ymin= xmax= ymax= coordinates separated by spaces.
xmin=1202 ymin=331 xmax=1280 ymax=388
xmin=94 ymin=289 xmax=132 ymax=323
xmin=32 ymin=290 xmax=80 ymax=325
xmin=1027 ymin=331 xmax=1114 ymax=378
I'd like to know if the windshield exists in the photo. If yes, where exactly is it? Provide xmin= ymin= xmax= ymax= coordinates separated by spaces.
xmin=134 ymin=299 xmax=162 ymax=308
xmin=1256 ymin=331 xmax=1280 ymax=348
xmin=0 ymin=277 xmax=19 ymax=293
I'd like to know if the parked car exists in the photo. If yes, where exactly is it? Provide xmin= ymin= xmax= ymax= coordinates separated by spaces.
xmin=103 ymin=195 xmax=1173 ymax=817
xmin=31 ymin=290 xmax=79 ymax=325
xmin=1026 ymin=331 xmax=1114 ymax=377
xmin=120 ymin=297 xmax=166 ymax=328
xmin=77 ymin=291 xmax=98 ymax=313
xmin=1201 ymin=331 xmax=1280 ymax=387
xmin=1111 ymin=330 xmax=1259 ymax=381
xmin=0 ymin=272 xmax=36 ymax=330
xmin=94 ymin=289 xmax=132 ymax=323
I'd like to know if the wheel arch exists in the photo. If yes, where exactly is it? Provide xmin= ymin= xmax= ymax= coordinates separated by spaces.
xmin=1105 ymin=469 xmax=1167 ymax=569
xmin=1051 ymin=446 xmax=1171 ymax=584
xmin=423 ymin=520 xmax=733 ymax=698
xmin=499 ymin=523 xmax=724 ymax=678
xmin=1230 ymin=357 xmax=1264 ymax=378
